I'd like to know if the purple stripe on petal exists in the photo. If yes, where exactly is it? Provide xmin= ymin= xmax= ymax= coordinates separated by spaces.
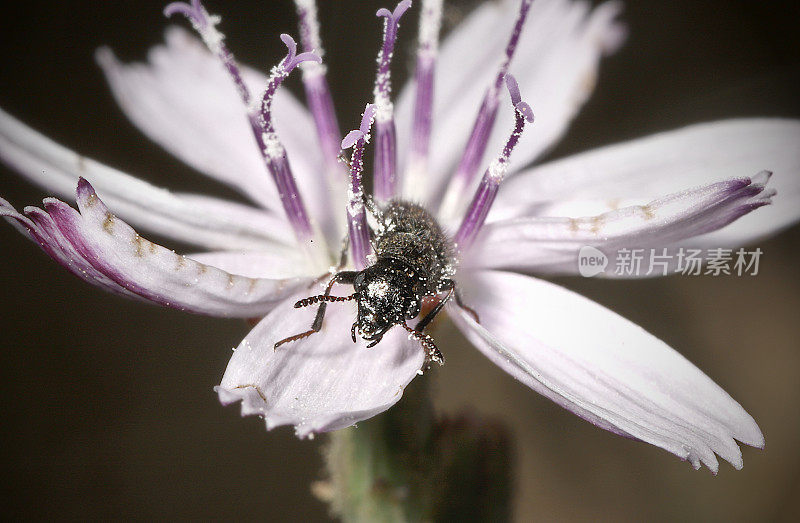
xmin=2 ymin=197 xmax=137 ymax=299
xmin=4 ymin=180 xmax=312 ymax=317
xmin=465 ymin=175 xmax=777 ymax=276
xmin=451 ymin=270 xmax=763 ymax=471
xmin=24 ymin=206 xmax=138 ymax=298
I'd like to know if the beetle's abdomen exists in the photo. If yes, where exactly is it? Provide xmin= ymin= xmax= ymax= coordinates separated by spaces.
xmin=375 ymin=201 xmax=454 ymax=290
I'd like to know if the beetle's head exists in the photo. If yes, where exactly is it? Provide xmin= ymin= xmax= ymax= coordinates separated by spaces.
xmin=352 ymin=259 xmax=425 ymax=345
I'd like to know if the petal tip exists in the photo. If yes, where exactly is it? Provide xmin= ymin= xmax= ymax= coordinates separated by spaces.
xmin=94 ymin=46 xmax=117 ymax=69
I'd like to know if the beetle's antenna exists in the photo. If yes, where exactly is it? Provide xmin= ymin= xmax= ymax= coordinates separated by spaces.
xmin=294 ymin=294 xmax=356 ymax=308
xmin=402 ymin=323 xmax=445 ymax=367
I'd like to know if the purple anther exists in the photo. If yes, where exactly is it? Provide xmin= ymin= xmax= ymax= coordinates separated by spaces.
xmin=163 ymin=0 xmax=205 ymax=24
xmin=167 ymin=4 xmax=321 ymax=248
xmin=279 ymin=34 xmax=321 ymax=71
xmin=341 ymin=131 xmax=364 ymax=151
xmin=410 ymin=55 xmax=435 ymax=164
xmin=373 ymin=121 xmax=398 ymax=200
xmin=445 ymin=0 xmax=533 ymax=209
xmin=341 ymin=104 xmax=377 ymax=269
xmin=265 ymin=148 xmax=314 ymax=240
xmin=454 ymin=75 xmax=534 ymax=251
xmin=374 ymin=0 xmax=411 ymax=100
xmin=405 ymin=0 xmax=442 ymax=195
xmin=165 ymin=1 xmax=251 ymax=106
xmin=376 ymin=0 xmax=413 ymax=44
xmin=359 ymin=104 xmax=378 ymax=135
xmin=294 ymin=0 xmax=323 ymax=53
xmin=372 ymin=1 xmax=412 ymax=201
xmin=505 ymin=74 xmax=534 ymax=124
xmin=294 ymin=0 xmax=344 ymax=173
xmin=505 ymin=73 xmax=522 ymax=105
xmin=260 ymin=35 xmax=321 ymax=134
xmin=303 ymin=74 xmax=343 ymax=171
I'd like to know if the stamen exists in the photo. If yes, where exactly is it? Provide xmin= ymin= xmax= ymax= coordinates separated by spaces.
xmin=341 ymin=104 xmax=378 ymax=270
xmin=454 ymin=74 xmax=534 ymax=251
xmin=167 ymin=2 xmax=327 ymax=262
xmin=440 ymin=0 xmax=533 ymax=218
xmin=259 ymin=34 xmax=322 ymax=134
xmin=404 ymin=0 xmax=443 ymax=200
xmin=294 ymin=0 xmax=344 ymax=172
xmin=164 ymin=1 xmax=249 ymax=105
xmin=372 ymin=0 xmax=412 ymax=201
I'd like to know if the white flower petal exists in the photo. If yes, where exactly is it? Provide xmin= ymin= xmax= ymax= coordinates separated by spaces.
xmin=450 ymin=270 xmax=764 ymax=472
xmin=175 ymin=193 xmax=296 ymax=246
xmin=396 ymin=0 xmax=624 ymax=205
xmin=492 ymin=119 xmax=800 ymax=246
xmin=2 ymin=179 xmax=310 ymax=317
xmin=98 ymin=27 xmax=330 ymax=225
xmin=466 ymin=174 xmax=773 ymax=274
xmin=217 ymin=289 xmax=426 ymax=438
xmin=0 ymin=107 xmax=293 ymax=251
xmin=188 ymin=250 xmax=309 ymax=280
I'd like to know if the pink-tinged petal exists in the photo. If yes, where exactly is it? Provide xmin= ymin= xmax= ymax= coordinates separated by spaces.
xmin=492 ymin=119 xmax=800 ymax=245
xmin=3 ymin=180 xmax=312 ymax=317
xmin=98 ymin=27 xmax=334 ymax=232
xmin=396 ymin=0 xmax=624 ymax=206
xmin=216 ymin=289 xmax=426 ymax=438
xmin=0 ymin=107 xmax=295 ymax=252
xmin=1 ymin=197 xmax=139 ymax=300
xmin=451 ymin=270 xmax=763 ymax=472
xmin=96 ymin=42 xmax=273 ymax=209
xmin=466 ymin=175 xmax=773 ymax=274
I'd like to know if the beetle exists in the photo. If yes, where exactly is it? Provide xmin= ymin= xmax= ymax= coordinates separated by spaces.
xmin=274 ymin=199 xmax=477 ymax=367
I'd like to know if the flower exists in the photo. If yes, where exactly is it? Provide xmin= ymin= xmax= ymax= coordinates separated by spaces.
xmin=1 ymin=0 xmax=798 ymax=474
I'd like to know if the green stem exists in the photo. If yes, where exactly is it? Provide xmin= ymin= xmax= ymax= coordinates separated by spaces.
xmin=318 ymin=376 xmax=513 ymax=522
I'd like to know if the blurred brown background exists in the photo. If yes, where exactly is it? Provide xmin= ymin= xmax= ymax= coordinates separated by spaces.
xmin=1 ymin=0 xmax=798 ymax=520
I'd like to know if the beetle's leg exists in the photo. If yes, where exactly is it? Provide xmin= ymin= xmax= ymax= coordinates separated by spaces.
xmin=400 ymin=280 xmax=454 ymax=367
xmin=454 ymin=287 xmax=480 ymax=323
xmin=274 ymin=270 xmax=358 ymax=349
xmin=402 ymin=323 xmax=445 ymax=367
xmin=366 ymin=334 xmax=383 ymax=348
xmin=415 ymin=280 xmax=455 ymax=332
